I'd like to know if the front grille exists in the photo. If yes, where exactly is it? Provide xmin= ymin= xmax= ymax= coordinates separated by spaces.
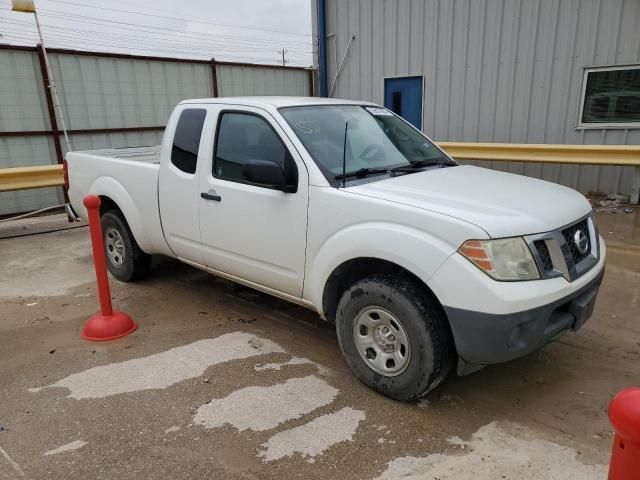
xmin=534 ymin=240 xmax=553 ymax=272
xmin=561 ymin=219 xmax=591 ymax=264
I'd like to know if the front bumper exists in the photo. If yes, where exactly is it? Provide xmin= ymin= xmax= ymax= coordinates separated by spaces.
xmin=443 ymin=265 xmax=605 ymax=366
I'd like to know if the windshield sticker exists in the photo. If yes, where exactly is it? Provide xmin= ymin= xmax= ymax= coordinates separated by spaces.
xmin=365 ymin=107 xmax=393 ymax=116
xmin=294 ymin=120 xmax=320 ymax=134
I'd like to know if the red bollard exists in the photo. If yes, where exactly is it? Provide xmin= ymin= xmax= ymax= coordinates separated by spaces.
xmin=80 ymin=195 xmax=137 ymax=341
xmin=608 ymin=387 xmax=640 ymax=480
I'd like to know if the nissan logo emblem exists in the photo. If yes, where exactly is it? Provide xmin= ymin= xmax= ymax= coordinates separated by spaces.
xmin=573 ymin=230 xmax=589 ymax=255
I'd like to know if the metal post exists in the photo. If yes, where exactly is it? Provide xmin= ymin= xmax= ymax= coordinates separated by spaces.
xmin=210 ymin=58 xmax=219 ymax=97
xmin=33 ymin=9 xmax=71 ymax=152
xmin=317 ymin=0 xmax=328 ymax=97
xmin=631 ymin=167 xmax=640 ymax=205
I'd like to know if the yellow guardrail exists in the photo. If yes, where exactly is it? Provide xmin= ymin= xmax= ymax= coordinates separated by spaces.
xmin=437 ymin=142 xmax=640 ymax=167
xmin=0 ymin=165 xmax=63 ymax=192
xmin=1 ymin=143 xmax=639 ymax=202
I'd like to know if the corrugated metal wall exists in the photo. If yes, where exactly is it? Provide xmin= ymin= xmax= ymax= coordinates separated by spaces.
xmin=217 ymin=64 xmax=311 ymax=96
xmin=0 ymin=47 xmax=311 ymax=216
xmin=320 ymin=0 xmax=640 ymax=196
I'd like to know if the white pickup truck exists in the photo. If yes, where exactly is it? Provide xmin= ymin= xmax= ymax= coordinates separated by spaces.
xmin=65 ymin=97 xmax=606 ymax=400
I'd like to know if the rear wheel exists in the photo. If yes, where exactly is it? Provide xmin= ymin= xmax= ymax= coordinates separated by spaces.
xmin=100 ymin=211 xmax=151 ymax=282
xmin=335 ymin=275 xmax=455 ymax=401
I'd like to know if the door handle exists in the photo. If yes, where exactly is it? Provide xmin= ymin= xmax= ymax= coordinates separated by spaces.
xmin=200 ymin=192 xmax=221 ymax=202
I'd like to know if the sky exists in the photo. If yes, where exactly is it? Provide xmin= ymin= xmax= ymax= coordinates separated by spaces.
xmin=0 ymin=0 xmax=314 ymax=66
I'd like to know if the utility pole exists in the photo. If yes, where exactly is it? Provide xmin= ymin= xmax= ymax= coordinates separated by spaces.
xmin=278 ymin=48 xmax=288 ymax=67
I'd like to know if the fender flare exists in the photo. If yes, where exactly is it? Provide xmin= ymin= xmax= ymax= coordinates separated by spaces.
xmin=87 ymin=176 xmax=150 ymax=252
xmin=305 ymin=222 xmax=457 ymax=312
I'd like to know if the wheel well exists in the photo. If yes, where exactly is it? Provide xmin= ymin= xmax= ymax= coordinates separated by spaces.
xmin=98 ymin=196 xmax=122 ymax=217
xmin=321 ymin=257 xmax=444 ymax=323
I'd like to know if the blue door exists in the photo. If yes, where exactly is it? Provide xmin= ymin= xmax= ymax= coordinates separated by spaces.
xmin=384 ymin=76 xmax=423 ymax=129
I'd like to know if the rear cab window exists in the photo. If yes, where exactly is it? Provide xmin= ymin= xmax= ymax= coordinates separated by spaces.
xmin=171 ymin=108 xmax=207 ymax=174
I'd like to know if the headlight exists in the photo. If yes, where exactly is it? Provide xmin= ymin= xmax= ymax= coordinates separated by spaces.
xmin=459 ymin=237 xmax=540 ymax=281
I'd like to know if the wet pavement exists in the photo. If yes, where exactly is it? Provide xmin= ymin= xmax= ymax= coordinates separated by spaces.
xmin=0 ymin=207 xmax=638 ymax=479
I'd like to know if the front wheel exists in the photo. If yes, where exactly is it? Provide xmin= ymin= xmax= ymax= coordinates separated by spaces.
xmin=100 ymin=211 xmax=151 ymax=282
xmin=335 ymin=275 xmax=455 ymax=401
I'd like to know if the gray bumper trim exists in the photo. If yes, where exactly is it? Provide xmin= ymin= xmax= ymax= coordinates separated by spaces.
xmin=444 ymin=267 xmax=605 ymax=366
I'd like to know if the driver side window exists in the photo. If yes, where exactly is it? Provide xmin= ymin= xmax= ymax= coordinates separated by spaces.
xmin=214 ymin=112 xmax=295 ymax=184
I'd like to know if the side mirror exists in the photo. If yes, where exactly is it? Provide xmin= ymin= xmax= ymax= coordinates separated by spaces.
xmin=243 ymin=159 xmax=293 ymax=191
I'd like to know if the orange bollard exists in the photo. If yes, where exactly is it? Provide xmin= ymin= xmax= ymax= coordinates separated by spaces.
xmin=80 ymin=194 xmax=137 ymax=341
xmin=608 ymin=387 xmax=640 ymax=480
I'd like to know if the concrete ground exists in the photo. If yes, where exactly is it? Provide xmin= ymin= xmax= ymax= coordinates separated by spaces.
xmin=0 ymin=209 xmax=638 ymax=479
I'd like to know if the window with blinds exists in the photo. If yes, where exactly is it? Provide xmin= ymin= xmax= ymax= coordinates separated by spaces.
xmin=579 ymin=66 xmax=640 ymax=127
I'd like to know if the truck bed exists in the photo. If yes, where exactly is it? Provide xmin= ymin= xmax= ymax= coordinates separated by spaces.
xmin=65 ymin=144 xmax=170 ymax=257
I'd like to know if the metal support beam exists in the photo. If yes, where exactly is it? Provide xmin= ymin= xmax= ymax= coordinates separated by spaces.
xmin=328 ymin=34 xmax=355 ymax=98
xmin=210 ymin=58 xmax=219 ymax=97
xmin=317 ymin=0 xmax=328 ymax=96
xmin=36 ymin=46 xmax=63 ymax=165
xmin=631 ymin=167 xmax=640 ymax=205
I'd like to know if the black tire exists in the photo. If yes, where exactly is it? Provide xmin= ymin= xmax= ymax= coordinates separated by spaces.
xmin=335 ymin=274 xmax=455 ymax=401
xmin=100 ymin=211 xmax=151 ymax=282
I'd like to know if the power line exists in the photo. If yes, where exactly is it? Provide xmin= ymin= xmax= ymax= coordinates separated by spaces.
xmin=45 ymin=0 xmax=312 ymax=38
xmin=0 ymin=6 xmax=314 ymax=48
xmin=0 ymin=4 xmax=313 ymax=65
xmin=1 ymin=17 xmax=313 ymax=55
xmin=2 ymin=30 xmax=304 ymax=64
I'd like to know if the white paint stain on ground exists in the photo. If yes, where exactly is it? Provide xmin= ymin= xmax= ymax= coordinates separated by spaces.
xmin=30 ymin=332 xmax=284 ymax=399
xmin=254 ymin=356 xmax=313 ymax=371
xmin=194 ymin=375 xmax=338 ymax=432
xmin=164 ymin=426 xmax=181 ymax=434
xmin=259 ymin=407 xmax=365 ymax=462
xmin=376 ymin=422 xmax=606 ymax=480
xmin=44 ymin=440 xmax=87 ymax=456
xmin=254 ymin=356 xmax=331 ymax=376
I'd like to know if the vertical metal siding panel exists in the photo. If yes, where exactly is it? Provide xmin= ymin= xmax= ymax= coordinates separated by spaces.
xmin=478 ymin=0 xmax=502 ymax=142
xmin=447 ymin=0 xmax=469 ymax=140
xmin=381 ymin=0 xmax=394 ymax=81
xmin=216 ymin=65 xmax=309 ymax=97
xmin=539 ymin=0 xmax=564 ymax=184
xmin=408 ymin=0 xmax=423 ymax=76
xmin=422 ymin=0 xmax=439 ymax=135
xmin=49 ymin=54 xmax=211 ymax=131
xmin=371 ymin=0 xmax=385 ymax=104
xmin=357 ymin=0 xmax=372 ymax=101
xmin=333 ymin=0 xmax=348 ymax=97
xmin=348 ymin=0 xmax=359 ymax=99
xmin=463 ymin=0 xmax=486 ymax=141
xmin=396 ymin=0 xmax=410 ymax=75
xmin=492 ymin=0 xmax=520 ymax=143
xmin=434 ymin=0 xmax=454 ymax=139
xmin=0 ymin=50 xmax=48 ymax=132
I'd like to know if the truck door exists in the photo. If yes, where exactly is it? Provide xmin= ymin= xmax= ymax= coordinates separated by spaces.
xmin=158 ymin=106 xmax=208 ymax=265
xmin=198 ymin=106 xmax=308 ymax=298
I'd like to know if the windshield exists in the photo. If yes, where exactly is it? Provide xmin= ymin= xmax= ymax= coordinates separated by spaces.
xmin=279 ymin=105 xmax=453 ymax=184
